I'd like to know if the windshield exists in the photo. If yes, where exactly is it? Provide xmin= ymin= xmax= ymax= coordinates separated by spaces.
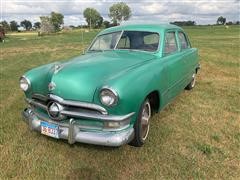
xmin=88 ymin=31 xmax=122 ymax=51
xmin=88 ymin=31 xmax=160 ymax=52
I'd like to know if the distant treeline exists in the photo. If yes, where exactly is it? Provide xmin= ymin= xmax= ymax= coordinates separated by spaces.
xmin=1 ymin=7 xmax=240 ymax=34
xmin=0 ymin=2 xmax=132 ymax=34
xmin=170 ymin=21 xmax=196 ymax=26
xmin=170 ymin=20 xmax=240 ymax=26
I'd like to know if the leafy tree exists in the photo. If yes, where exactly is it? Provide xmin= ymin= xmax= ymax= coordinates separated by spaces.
xmin=39 ymin=12 xmax=64 ymax=33
xmin=226 ymin=21 xmax=233 ymax=25
xmin=83 ymin=8 xmax=103 ymax=28
xmin=109 ymin=2 xmax=131 ymax=24
xmin=40 ymin=16 xmax=55 ymax=34
xmin=96 ymin=16 xmax=103 ymax=28
xmin=20 ymin=19 xmax=32 ymax=30
xmin=10 ymin=21 xmax=18 ymax=31
xmin=103 ymin=20 xmax=110 ymax=28
xmin=217 ymin=16 xmax=226 ymax=25
xmin=0 ymin=25 xmax=5 ymax=42
xmin=50 ymin=12 xmax=64 ymax=31
xmin=0 ymin=20 xmax=10 ymax=31
xmin=34 ymin=22 xmax=41 ymax=29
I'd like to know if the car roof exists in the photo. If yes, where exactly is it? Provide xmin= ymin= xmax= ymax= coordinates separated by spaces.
xmin=99 ymin=23 xmax=183 ymax=35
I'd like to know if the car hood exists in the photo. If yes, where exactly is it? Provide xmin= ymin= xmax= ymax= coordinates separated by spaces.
xmin=48 ymin=50 xmax=156 ymax=102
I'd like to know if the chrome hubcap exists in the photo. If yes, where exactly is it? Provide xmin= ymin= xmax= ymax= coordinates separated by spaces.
xmin=141 ymin=101 xmax=151 ymax=141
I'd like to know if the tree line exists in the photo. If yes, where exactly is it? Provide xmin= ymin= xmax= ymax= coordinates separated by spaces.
xmin=0 ymin=2 xmax=131 ymax=34
xmin=0 ymin=20 xmax=40 ymax=31
xmin=170 ymin=16 xmax=239 ymax=26
xmin=1 ymin=1 xmax=239 ymax=34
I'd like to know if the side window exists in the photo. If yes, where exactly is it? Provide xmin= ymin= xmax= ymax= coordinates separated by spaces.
xmin=143 ymin=33 xmax=159 ymax=51
xmin=178 ymin=32 xmax=189 ymax=50
xmin=117 ymin=31 xmax=159 ymax=52
xmin=164 ymin=32 xmax=178 ymax=55
xmin=117 ymin=35 xmax=130 ymax=49
xmin=144 ymin=33 xmax=159 ymax=45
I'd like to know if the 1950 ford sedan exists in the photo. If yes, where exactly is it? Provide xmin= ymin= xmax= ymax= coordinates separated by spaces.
xmin=20 ymin=24 xmax=200 ymax=147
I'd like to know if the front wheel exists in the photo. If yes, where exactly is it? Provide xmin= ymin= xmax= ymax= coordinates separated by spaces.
xmin=130 ymin=99 xmax=151 ymax=147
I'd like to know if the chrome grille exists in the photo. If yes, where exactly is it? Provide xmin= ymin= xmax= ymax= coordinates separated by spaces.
xmin=26 ymin=93 xmax=134 ymax=123
xmin=27 ymin=94 xmax=108 ymax=120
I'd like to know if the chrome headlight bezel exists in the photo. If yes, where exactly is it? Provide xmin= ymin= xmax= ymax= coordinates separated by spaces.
xmin=19 ymin=76 xmax=31 ymax=92
xmin=99 ymin=87 xmax=119 ymax=107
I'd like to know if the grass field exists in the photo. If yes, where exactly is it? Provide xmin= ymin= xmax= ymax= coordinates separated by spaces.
xmin=0 ymin=26 xmax=239 ymax=179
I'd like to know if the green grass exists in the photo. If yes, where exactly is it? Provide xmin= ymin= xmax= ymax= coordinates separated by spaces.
xmin=0 ymin=26 xmax=240 ymax=179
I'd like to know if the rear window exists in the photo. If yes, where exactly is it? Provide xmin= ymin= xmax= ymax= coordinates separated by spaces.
xmin=178 ymin=32 xmax=189 ymax=49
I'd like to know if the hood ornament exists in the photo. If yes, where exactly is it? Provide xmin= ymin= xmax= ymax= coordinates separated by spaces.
xmin=48 ymin=82 xmax=56 ymax=91
xmin=53 ymin=64 xmax=64 ymax=74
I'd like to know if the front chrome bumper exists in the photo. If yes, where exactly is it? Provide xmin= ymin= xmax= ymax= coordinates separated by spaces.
xmin=22 ymin=108 xmax=135 ymax=146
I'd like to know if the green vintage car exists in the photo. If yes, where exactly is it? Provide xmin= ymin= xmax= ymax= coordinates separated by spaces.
xmin=20 ymin=24 xmax=200 ymax=147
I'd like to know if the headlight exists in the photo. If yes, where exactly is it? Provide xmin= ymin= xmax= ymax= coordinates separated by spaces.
xmin=19 ymin=76 xmax=30 ymax=91
xmin=99 ymin=88 xmax=118 ymax=107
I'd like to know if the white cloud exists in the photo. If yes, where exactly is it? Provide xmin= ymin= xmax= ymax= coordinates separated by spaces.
xmin=143 ymin=3 xmax=165 ymax=14
xmin=1 ymin=0 xmax=239 ymax=25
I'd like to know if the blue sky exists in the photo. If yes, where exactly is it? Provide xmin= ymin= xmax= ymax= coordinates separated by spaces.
xmin=1 ymin=0 xmax=240 ymax=25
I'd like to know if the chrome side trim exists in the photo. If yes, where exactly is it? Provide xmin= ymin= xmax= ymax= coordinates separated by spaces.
xmin=49 ymin=94 xmax=108 ymax=115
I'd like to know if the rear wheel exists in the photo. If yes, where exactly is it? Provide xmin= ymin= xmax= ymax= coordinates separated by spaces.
xmin=130 ymin=99 xmax=151 ymax=147
xmin=185 ymin=73 xmax=196 ymax=90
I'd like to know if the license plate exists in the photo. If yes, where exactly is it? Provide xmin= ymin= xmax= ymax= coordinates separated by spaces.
xmin=40 ymin=121 xmax=59 ymax=138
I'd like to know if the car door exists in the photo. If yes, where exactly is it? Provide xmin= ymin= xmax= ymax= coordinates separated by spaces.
xmin=163 ymin=30 xmax=186 ymax=102
xmin=176 ymin=31 xmax=195 ymax=87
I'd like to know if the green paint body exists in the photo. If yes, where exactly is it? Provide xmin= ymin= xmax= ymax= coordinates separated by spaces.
xmin=23 ymin=24 xmax=199 ymax=126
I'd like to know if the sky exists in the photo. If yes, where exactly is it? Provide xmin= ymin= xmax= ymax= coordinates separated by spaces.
xmin=1 ymin=0 xmax=240 ymax=26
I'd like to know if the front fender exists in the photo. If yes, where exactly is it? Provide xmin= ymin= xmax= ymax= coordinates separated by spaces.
xmin=23 ymin=62 xmax=59 ymax=98
xmin=93 ymin=59 xmax=167 ymax=124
